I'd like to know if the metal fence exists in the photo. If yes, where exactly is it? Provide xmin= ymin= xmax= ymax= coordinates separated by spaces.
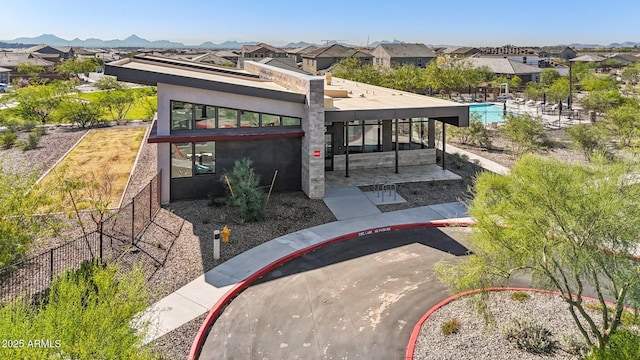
xmin=0 ymin=171 xmax=163 ymax=303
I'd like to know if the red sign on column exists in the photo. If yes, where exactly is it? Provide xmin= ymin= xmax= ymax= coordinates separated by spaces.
xmin=314 ymin=149 xmax=321 ymax=158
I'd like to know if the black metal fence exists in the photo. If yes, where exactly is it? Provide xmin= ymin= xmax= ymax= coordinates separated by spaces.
xmin=0 ymin=171 xmax=164 ymax=303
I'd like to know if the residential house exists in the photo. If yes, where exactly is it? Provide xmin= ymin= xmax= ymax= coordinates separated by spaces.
xmin=286 ymin=45 xmax=319 ymax=63
xmin=606 ymin=53 xmax=640 ymax=66
xmin=477 ymin=45 xmax=539 ymax=66
xmin=538 ymin=46 xmax=577 ymax=61
xmin=301 ymin=44 xmax=373 ymax=75
xmin=241 ymin=43 xmax=287 ymax=59
xmin=105 ymin=55 xmax=468 ymax=203
xmin=17 ymin=44 xmax=75 ymax=60
xmin=0 ymin=67 xmax=10 ymax=83
xmin=463 ymin=57 xmax=542 ymax=83
xmin=439 ymin=47 xmax=480 ymax=57
xmin=371 ymin=43 xmax=436 ymax=68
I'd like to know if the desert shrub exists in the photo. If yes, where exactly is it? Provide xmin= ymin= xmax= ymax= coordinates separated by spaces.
xmin=0 ymin=262 xmax=157 ymax=359
xmin=17 ymin=131 xmax=41 ymax=151
xmin=448 ymin=115 xmax=492 ymax=149
xmin=567 ymin=123 xmax=606 ymax=161
xmin=33 ymin=126 xmax=47 ymax=137
xmin=584 ymin=302 xmax=640 ymax=327
xmin=0 ymin=131 xmax=17 ymax=148
xmin=503 ymin=316 xmax=555 ymax=354
xmin=220 ymin=158 xmax=266 ymax=222
xmin=448 ymin=152 xmax=469 ymax=169
xmin=510 ymin=291 xmax=531 ymax=302
xmin=559 ymin=332 xmax=590 ymax=356
xmin=500 ymin=113 xmax=548 ymax=156
xmin=585 ymin=329 xmax=640 ymax=360
xmin=441 ymin=318 xmax=460 ymax=335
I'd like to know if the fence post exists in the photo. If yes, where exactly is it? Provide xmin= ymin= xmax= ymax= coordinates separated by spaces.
xmin=99 ymin=222 xmax=103 ymax=262
xmin=131 ymin=200 xmax=135 ymax=246
xmin=149 ymin=178 xmax=153 ymax=220
xmin=49 ymin=248 xmax=54 ymax=282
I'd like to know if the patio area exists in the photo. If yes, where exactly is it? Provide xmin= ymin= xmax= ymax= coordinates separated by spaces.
xmin=324 ymin=164 xmax=461 ymax=188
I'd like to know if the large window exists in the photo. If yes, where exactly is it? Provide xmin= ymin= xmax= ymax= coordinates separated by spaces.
xmin=195 ymin=105 xmax=216 ymax=129
xmin=393 ymin=118 xmax=430 ymax=150
xmin=170 ymin=100 xmax=301 ymax=131
xmin=346 ymin=120 xmax=382 ymax=153
xmin=171 ymin=142 xmax=216 ymax=178
xmin=171 ymin=102 xmax=192 ymax=130
xmin=240 ymin=110 xmax=259 ymax=128
xmin=218 ymin=108 xmax=238 ymax=128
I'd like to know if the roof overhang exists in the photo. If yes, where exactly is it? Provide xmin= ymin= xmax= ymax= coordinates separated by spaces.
xmin=105 ymin=56 xmax=306 ymax=104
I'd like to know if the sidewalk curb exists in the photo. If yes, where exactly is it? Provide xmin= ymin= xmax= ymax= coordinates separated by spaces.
xmin=187 ymin=220 xmax=475 ymax=360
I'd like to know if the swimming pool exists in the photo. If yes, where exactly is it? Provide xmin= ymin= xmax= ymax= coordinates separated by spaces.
xmin=469 ymin=103 xmax=505 ymax=124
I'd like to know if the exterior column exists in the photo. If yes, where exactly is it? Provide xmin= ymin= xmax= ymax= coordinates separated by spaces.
xmin=395 ymin=119 xmax=399 ymax=174
xmin=442 ymin=121 xmax=446 ymax=171
xmin=428 ymin=119 xmax=435 ymax=148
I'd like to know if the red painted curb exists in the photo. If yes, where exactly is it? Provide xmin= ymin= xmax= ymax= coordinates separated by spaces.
xmin=404 ymin=287 xmax=638 ymax=360
xmin=187 ymin=220 xmax=475 ymax=360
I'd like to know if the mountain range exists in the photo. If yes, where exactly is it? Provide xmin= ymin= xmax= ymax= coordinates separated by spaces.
xmin=1 ymin=34 xmax=639 ymax=50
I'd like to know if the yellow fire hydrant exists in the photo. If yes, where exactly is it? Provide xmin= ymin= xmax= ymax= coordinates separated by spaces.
xmin=221 ymin=225 xmax=231 ymax=243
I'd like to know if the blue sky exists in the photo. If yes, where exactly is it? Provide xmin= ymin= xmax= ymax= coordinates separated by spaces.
xmin=3 ymin=0 xmax=639 ymax=46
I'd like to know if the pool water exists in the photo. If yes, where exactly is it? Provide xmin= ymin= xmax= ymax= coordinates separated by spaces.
xmin=469 ymin=104 xmax=505 ymax=124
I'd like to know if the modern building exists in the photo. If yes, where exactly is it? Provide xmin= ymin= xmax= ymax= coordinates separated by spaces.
xmin=477 ymin=45 xmax=540 ymax=66
xmin=371 ymin=43 xmax=436 ymax=68
xmin=0 ymin=67 xmax=10 ymax=83
xmin=105 ymin=55 xmax=469 ymax=204
xmin=538 ymin=46 xmax=577 ymax=61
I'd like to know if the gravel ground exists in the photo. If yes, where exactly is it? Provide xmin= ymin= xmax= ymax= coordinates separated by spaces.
xmin=2 ymin=120 xmax=598 ymax=359
xmin=414 ymin=291 xmax=602 ymax=360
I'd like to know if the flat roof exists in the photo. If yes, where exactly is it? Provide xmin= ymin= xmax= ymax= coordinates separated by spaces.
xmin=325 ymin=77 xmax=469 ymax=126
xmin=105 ymin=56 xmax=307 ymax=104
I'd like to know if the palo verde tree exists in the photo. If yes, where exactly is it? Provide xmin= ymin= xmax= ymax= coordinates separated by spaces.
xmin=55 ymin=58 xmax=101 ymax=79
xmin=436 ymin=155 xmax=640 ymax=352
xmin=9 ymin=82 xmax=72 ymax=124
xmin=94 ymin=77 xmax=137 ymax=123
xmin=0 ymin=167 xmax=58 ymax=268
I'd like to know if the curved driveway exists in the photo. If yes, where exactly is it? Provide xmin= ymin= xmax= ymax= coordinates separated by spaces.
xmin=199 ymin=227 xmax=469 ymax=360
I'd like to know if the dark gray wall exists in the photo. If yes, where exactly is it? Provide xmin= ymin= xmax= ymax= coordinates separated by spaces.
xmin=170 ymin=137 xmax=301 ymax=201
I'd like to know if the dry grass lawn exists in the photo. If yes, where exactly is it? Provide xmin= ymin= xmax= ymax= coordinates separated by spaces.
xmin=41 ymin=127 xmax=147 ymax=209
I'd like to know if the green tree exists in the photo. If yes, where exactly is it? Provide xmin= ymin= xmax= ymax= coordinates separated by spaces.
xmin=0 ymin=262 xmax=158 ymax=359
xmin=436 ymin=155 xmax=640 ymax=351
xmin=581 ymin=90 xmax=625 ymax=114
xmin=547 ymin=77 xmax=570 ymax=103
xmin=540 ymin=68 xmax=560 ymax=87
xmin=0 ymin=168 xmax=57 ymax=268
xmin=603 ymin=103 xmax=640 ymax=147
xmin=499 ymin=113 xmax=548 ymax=156
xmin=448 ymin=114 xmax=492 ymax=148
xmin=94 ymin=76 xmax=127 ymax=91
xmin=16 ymin=63 xmax=45 ymax=83
xmin=57 ymin=97 xmax=104 ymax=128
xmin=524 ymin=82 xmax=544 ymax=101
xmin=566 ymin=123 xmax=607 ymax=160
xmin=55 ymin=58 xmax=101 ymax=79
xmin=10 ymin=82 xmax=71 ymax=124
xmin=620 ymin=63 xmax=640 ymax=84
xmin=98 ymin=88 xmax=137 ymax=123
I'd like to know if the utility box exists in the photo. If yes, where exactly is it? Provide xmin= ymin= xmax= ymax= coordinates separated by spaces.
xmin=589 ymin=111 xmax=596 ymax=123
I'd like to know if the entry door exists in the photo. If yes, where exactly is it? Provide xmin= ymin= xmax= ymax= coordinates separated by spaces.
xmin=324 ymin=133 xmax=333 ymax=171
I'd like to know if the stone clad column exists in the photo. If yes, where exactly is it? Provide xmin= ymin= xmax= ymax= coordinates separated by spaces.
xmin=302 ymin=77 xmax=325 ymax=198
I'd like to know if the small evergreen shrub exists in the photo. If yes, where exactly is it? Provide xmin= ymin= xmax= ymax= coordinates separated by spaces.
xmin=510 ymin=291 xmax=531 ymax=302
xmin=0 ymin=131 xmax=17 ymax=148
xmin=219 ymin=158 xmax=266 ymax=222
xmin=441 ymin=318 xmax=460 ymax=335
xmin=503 ymin=316 xmax=555 ymax=354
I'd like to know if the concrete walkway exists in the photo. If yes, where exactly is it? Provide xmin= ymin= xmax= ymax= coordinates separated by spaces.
xmin=141 ymin=202 xmax=470 ymax=344
xmin=444 ymin=143 xmax=510 ymax=175
xmin=322 ymin=186 xmax=381 ymax=220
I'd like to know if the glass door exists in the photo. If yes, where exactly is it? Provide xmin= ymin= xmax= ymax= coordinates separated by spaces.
xmin=324 ymin=133 xmax=333 ymax=171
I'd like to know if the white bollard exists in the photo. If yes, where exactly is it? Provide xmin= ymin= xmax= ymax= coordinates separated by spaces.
xmin=213 ymin=230 xmax=221 ymax=260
